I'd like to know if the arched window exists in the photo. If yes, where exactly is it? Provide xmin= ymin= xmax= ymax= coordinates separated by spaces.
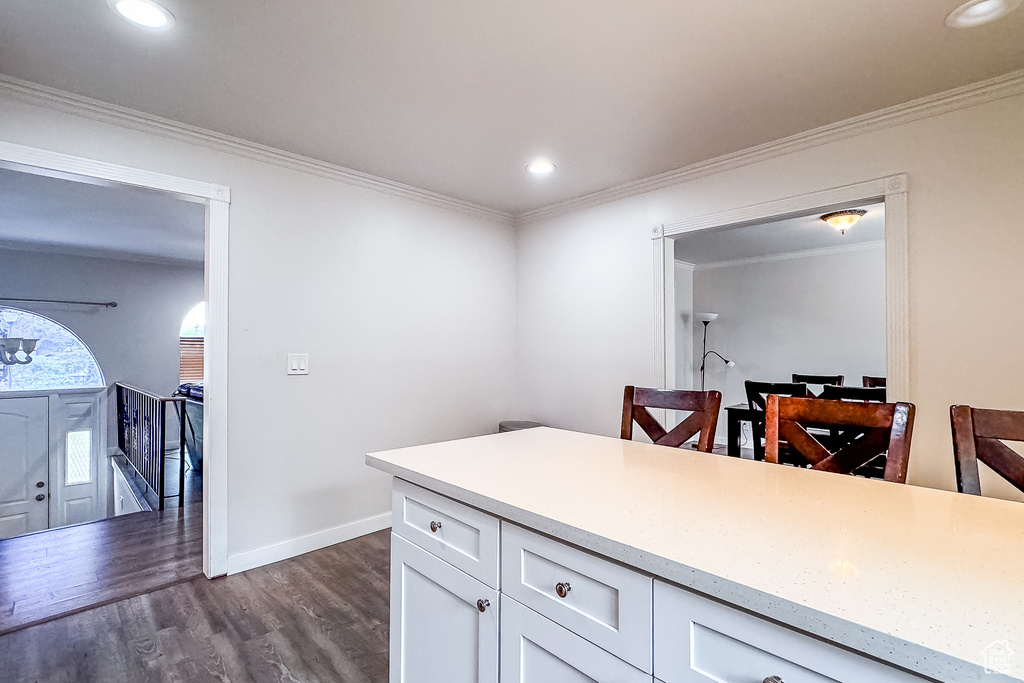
xmin=179 ymin=302 xmax=205 ymax=384
xmin=0 ymin=307 xmax=104 ymax=392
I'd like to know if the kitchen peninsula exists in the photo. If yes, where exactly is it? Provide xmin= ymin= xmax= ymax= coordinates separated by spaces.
xmin=367 ymin=427 xmax=1023 ymax=682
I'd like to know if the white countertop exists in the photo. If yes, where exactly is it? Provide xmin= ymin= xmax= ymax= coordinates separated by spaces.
xmin=366 ymin=427 xmax=1024 ymax=682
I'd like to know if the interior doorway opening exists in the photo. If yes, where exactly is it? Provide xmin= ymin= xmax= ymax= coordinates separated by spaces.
xmin=0 ymin=140 xmax=229 ymax=634
xmin=669 ymin=202 xmax=886 ymax=457
xmin=653 ymin=175 xmax=911 ymax=468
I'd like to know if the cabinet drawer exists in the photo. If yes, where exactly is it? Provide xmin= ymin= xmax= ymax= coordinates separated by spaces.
xmin=501 ymin=522 xmax=653 ymax=674
xmin=654 ymin=580 xmax=928 ymax=683
xmin=500 ymin=596 xmax=650 ymax=683
xmin=393 ymin=478 xmax=500 ymax=589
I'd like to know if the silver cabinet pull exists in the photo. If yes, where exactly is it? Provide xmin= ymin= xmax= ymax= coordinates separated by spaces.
xmin=763 ymin=677 xmax=784 ymax=683
xmin=476 ymin=599 xmax=490 ymax=612
xmin=429 ymin=520 xmax=442 ymax=533
xmin=555 ymin=582 xmax=571 ymax=598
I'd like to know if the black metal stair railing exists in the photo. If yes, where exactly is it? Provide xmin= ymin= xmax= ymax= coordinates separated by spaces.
xmin=114 ymin=382 xmax=186 ymax=511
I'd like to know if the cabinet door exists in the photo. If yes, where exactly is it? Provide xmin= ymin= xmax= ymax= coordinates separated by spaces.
xmin=500 ymin=596 xmax=650 ymax=683
xmin=391 ymin=533 xmax=498 ymax=683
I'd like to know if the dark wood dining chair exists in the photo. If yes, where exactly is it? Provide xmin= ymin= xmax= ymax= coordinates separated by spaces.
xmin=950 ymin=405 xmax=1024 ymax=496
xmin=745 ymin=381 xmax=809 ymax=460
xmin=862 ymin=376 xmax=886 ymax=388
xmin=821 ymin=384 xmax=887 ymax=402
xmin=792 ymin=374 xmax=844 ymax=397
xmin=621 ymin=386 xmax=722 ymax=453
xmin=765 ymin=395 xmax=915 ymax=483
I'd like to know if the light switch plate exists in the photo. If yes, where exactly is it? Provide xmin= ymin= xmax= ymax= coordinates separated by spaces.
xmin=287 ymin=353 xmax=309 ymax=375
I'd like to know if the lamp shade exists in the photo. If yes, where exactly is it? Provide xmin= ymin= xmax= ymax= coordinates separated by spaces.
xmin=696 ymin=312 xmax=719 ymax=323
xmin=821 ymin=209 xmax=867 ymax=234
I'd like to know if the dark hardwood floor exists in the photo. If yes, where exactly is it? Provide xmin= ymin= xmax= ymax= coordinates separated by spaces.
xmin=0 ymin=456 xmax=202 ymax=636
xmin=0 ymin=530 xmax=391 ymax=683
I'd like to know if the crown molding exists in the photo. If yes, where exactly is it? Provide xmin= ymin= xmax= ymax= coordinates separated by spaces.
xmin=693 ymin=239 xmax=885 ymax=271
xmin=518 ymin=69 xmax=1024 ymax=224
xmin=0 ymin=239 xmax=205 ymax=268
xmin=0 ymin=74 xmax=513 ymax=224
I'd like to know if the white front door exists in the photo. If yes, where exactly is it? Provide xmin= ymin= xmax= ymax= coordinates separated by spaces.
xmin=50 ymin=390 xmax=107 ymax=528
xmin=0 ymin=396 xmax=49 ymax=539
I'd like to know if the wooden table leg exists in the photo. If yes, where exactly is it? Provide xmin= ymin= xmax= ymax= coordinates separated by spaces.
xmin=728 ymin=412 xmax=741 ymax=458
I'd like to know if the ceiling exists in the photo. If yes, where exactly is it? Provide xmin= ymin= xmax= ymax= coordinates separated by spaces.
xmin=0 ymin=165 xmax=206 ymax=263
xmin=673 ymin=203 xmax=885 ymax=265
xmin=1 ymin=2 xmax=1022 ymax=215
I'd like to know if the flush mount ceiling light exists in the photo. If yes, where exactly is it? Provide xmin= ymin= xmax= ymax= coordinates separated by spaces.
xmin=945 ymin=0 xmax=1022 ymax=28
xmin=526 ymin=160 xmax=556 ymax=175
xmin=107 ymin=0 xmax=175 ymax=29
xmin=821 ymin=209 xmax=867 ymax=235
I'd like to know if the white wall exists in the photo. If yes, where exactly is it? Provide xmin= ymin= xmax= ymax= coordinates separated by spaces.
xmin=516 ymin=91 xmax=1024 ymax=500
xmin=0 ymin=248 xmax=204 ymax=439
xmin=0 ymin=92 xmax=518 ymax=564
xmin=690 ymin=245 xmax=886 ymax=421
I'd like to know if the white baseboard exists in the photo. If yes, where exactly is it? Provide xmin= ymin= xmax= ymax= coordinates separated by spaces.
xmin=225 ymin=512 xmax=392 ymax=575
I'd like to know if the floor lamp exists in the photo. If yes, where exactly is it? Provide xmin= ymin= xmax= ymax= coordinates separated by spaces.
xmin=698 ymin=312 xmax=735 ymax=391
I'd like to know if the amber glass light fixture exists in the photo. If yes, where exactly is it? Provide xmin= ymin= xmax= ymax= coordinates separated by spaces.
xmin=821 ymin=209 xmax=867 ymax=235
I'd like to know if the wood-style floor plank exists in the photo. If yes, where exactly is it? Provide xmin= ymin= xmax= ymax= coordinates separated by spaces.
xmin=0 ymin=530 xmax=391 ymax=682
xmin=0 ymin=469 xmax=202 ymax=635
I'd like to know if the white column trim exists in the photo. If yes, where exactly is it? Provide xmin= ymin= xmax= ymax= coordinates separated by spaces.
xmin=0 ymin=142 xmax=231 ymax=577
xmin=882 ymin=177 xmax=910 ymax=402
xmin=204 ymin=198 xmax=230 ymax=577
xmin=655 ymin=174 xmax=910 ymax=402
xmin=651 ymin=225 xmax=668 ymax=389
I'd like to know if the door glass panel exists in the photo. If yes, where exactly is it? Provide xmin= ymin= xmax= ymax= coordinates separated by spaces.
xmin=66 ymin=429 xmax=91 ymax=485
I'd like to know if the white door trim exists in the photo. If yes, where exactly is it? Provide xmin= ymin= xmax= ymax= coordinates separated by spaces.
xmin=0 ymin=139 xmax=231 ymax=577
xmin=653 ymin=173 xmax=910 ymax=402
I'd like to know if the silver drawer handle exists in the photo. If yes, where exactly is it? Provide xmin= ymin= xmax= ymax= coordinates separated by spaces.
xmin=429 ymin=520 xmax=442 ymax=533
xmin=763 ymin=677 xmax=784 ymax=683
xmin=477 ymin=599 xmax=490 ymax=612
xmin=555 ymin=582 xmax=571 ymax=598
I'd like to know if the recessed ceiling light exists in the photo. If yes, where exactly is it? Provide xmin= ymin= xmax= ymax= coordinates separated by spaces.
xmin=108 ymin=0 xmax=175 ymax=29
xmin=526 ymin=160 xmax=556 ymax=175
xmin=945 ymin=0 xmax=1021 ymax=28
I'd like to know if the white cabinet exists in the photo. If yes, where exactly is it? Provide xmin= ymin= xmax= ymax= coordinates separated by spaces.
xmin=390 ymin=533 xmax=499 ymax=683
xmin=387 ymin=478 xmax=930 ymax=683
xmin=654 ymin=580 xmax=928 ymax=683
xmin=500 ymin=596 xmax=650 ymax=683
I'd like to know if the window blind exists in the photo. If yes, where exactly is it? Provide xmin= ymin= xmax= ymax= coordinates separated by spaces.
xmin=179 ymin=337 xmax=204 ymax=384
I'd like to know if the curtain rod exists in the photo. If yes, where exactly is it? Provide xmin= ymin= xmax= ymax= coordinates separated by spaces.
xmin=0 ymin=296 xmax=117 ymax=308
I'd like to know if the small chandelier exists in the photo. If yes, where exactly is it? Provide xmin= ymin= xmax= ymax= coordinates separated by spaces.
xmin=0 ymin=338 xmax=38 ymax=365
xmin=821 ymin=209 xmax=867 ymax=235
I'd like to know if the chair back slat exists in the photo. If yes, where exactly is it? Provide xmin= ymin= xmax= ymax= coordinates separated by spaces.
xmin=971 ymin=409 xmax=1024 ymax=442
xmin=820 ymin=385 xmax=887 ymax=402
xmin=777 ymin=396 xmax=896 ymax=429
xmin=950 ymin=405 xmax=1024 ymax=496
xmin=862 ymin=376 xmax=887 ymax=388
xmin=792 ymin=374 xmax=844 ymax=397
xmin=745 ymin=381 xmax=808 ymax=411
xmin=766 ymin=395 xmax=915 ymax=483
xmin=622 ymin=386 xmax=722 ymax=453
xmin=632 ymin=386 xmax=713 ymax=412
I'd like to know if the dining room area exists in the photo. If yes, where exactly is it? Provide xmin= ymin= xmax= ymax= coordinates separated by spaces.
xmin=662 ymin=200 xmax=1024 ymax=498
